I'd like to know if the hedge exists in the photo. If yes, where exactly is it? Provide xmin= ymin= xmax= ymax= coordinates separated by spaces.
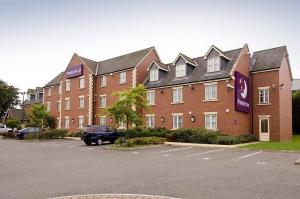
xmin=124 ymin=127 xmax=168 ymax=138
xmin=115 ymin=136 xmax=166 ymax=147
xmin=25 ymin=129 xmax=68 ymax=140
xmin=66 ymin=130 xmax=83 ymax=137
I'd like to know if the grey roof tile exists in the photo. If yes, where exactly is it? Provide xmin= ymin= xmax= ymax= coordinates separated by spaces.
xmin=44 ymin=72 xmax=64 ymax=87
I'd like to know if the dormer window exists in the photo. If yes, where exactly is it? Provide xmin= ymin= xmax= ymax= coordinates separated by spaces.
xmin=175 ymin=63 xmax=186 ymax=78
xmin=150 ymin=67 xmax=159 ymax=82
xmin=207 ymin=57 xmax=220 ymax=73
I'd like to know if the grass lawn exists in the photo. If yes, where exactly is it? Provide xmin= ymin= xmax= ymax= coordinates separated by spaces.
xmin=241 ymin=135 xmax=300 ymax=151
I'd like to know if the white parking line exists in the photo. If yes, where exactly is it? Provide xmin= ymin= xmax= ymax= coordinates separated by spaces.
xmin=235 ymin=151 xmax=262 ymax=160
xmin=132 ymin=151 xmax=139 ymax=154
xmin=152 ymin=147 xmax=193 ymax=154
xmin=186 ymin=148 xmax=225 ymax=158
xmin=202 ymin=157 xmax=211 ymax=160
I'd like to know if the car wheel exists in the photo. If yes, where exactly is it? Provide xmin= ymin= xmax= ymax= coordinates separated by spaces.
xmin=84 ymin=140 xmax=92 ymax=146
xmin=96 ymin=138 xmax=103 ymax=145
xmin=7 ymin=130 xmax=12 ymax=134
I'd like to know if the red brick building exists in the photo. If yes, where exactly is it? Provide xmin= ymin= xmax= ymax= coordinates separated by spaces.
xmin=43 ymin=45 xmax=292 ymax=141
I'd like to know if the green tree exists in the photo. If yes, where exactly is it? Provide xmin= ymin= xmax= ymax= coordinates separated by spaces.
xmin=6 ymin=118 xmax=21 ymax=130
xmin=106 ymin=84 xmax=150 ymax=130
xmin=293 ymin=91 xmax=300 ymax=134
xmin=0 ymin=80 xmax=19 ymax=117
xmin=29 ymin=104 xmax=52 ymax=129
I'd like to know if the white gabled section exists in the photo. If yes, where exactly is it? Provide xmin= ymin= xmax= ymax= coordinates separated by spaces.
xmin=204 ymin=45 xmax=231 ymax=60
xmin=173 ymin=53 xmax=197 ymax=66
xmin=146 ymin=60 xmax=169 ymax=72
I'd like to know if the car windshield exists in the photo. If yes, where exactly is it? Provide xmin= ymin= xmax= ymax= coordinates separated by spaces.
xmin=83 ymin=126 xmax=93 ymax=133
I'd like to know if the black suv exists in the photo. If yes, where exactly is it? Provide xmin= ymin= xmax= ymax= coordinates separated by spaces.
xmin=81 ymin=125 xmax=124 ymax=145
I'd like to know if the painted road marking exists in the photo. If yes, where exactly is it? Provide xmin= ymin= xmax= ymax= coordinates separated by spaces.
xmin=294 ymin=158 xmax=300 ymax=165
xmin=152 ymin=147 xmax=193 ymax=154
xmin=132 ymin=151 xmax=139 ymax=154
xmin=202 ymin=157 xmax=211 ymax=160
xmin=235 ymin=151 xmax=262 ymax=160
xmin=257 ymin=161 xmax=267 ymax=165
xmin=186 ymin=148 xmax=225 ymax=158
xmin=163 ymin=154 xmax=170 ymax=157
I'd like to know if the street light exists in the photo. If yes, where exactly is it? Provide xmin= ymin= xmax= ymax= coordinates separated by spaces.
xmin=19 ymin=92 xmax=25 ymax=109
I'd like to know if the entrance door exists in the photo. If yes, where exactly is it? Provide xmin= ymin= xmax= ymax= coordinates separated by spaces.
xmin=259 ymin=116 xmax=270 ymax=141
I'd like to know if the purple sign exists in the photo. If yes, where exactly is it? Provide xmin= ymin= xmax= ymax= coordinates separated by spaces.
xmin=66 ymin=64 xmax=83 ymax=78
xmin=235 ymin=71 xmax=250 ymax=113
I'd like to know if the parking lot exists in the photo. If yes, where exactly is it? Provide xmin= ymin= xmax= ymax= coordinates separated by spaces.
xmin=0 ymin=139 xmax=300 ymax=199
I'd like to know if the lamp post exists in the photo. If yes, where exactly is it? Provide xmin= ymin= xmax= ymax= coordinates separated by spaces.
xmin=20 ymin=92 xmax=25 ymax=109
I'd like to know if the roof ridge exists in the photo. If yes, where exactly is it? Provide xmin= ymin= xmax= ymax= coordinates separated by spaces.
xmin=78 ymin=55 xmax=97 ymax=63
xmin=253 ymin=46 xmax=287 ymax=54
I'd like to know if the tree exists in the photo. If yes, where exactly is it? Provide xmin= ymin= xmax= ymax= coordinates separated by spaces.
xmin=292 ymin=91 xmax=300 ymax=134
xmin=29 ymin=104 xmax=52 ymax=129
xmin=106 ymin=84 xmax=150 ymax=130
xmin=6 ymin=118 xmax=21 ymax=130
xmin=0 ymin=80 xmax=19 ymax=117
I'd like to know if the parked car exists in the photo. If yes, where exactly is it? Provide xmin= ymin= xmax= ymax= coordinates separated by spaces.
xmin=81 ymin=125 xmax=125 ymax=145
xmin=0 ymin=124 xmax=12 ymax=134
xmin=15 ymin=127 xmax=42 ymax=139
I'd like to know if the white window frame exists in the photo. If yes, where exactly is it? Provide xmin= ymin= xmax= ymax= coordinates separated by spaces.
xmin=47 ymin=87 xmax=51 ymax=96
xmin=99 ymin=95 xmax=107 ymax=108
xmin=207 ymin=57 xmax=220 ymax=73
xmin=59 ymin=83 xmax=62 ymax=94
xmin=119 ymin=121 xmax=126 ymax=129
xmin=78 ymin=115 xmax=84 ymax=129
xmin=79 ymin=96 xmax=84 ymax=108
xmin=172 ymin=113 xmax=183 ymax=129
xmin=146 ymin=114 xmax=155 ymax=128
xmin=204 ymin=82 xmax=218 ymax=101
xmin=99 ymin=116 xmax=106 ymax=125
xmin=57 ymin=118 xmax=61 ymax=129
xmin=119 ymin=72 xmax=126 ymax=84
xmin=64 ymin=116 xmax=70 ymax=129
xmin=258 ymin=87 xmax=270 ymax=104
xmin=204 ymin=112 xmax=218 ymax=130
xmin=147 ymin=90 xmax=155 ymax=105
xmin=259 ymin=116 xmax=270 ymax=134
xmin=57 ymin=101 xmax=61 ymax=112
xmin=175 ymin=62 xmax=186 ymax=78
xmin=65 ymin=80 xmax=71 ymax=91
xmin=100 ymin=75 xmax=107 ymax=87
xmin=172 ymin=87 xmax=183 ymax=104
xmin=65 ymin=98 xmax=70 ymax=110
xmin=150 ymin=67 xmax=159 ymax=82
xmin=79 ymin=76 xmax=85 ymax=89
xmin=46 ymin=102 xmax=50 ymax=112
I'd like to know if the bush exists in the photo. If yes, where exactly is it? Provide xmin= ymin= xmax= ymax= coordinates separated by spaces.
xmin=1 ymin=132 xmax=15 ymax=138
xmin=115 ymin=137 xmax=166 ymax=147
xmin=25 ymin=129 xmax=68 ymax=140
xmin=67 ymin=130 xmax=83 ymax=137
xmin=125 ymin=126 xmax=168 ymax=138
xmin=215 ymin=136 xmax=239 ymax=145
xmin=237 ymin=134 xmax=257 ymax=143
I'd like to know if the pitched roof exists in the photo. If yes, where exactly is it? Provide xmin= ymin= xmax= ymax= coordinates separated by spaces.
xmin=251 ymin=46 xmax=287 ymax=72
xmin=204 ymin=45 xmax=231 ymax=60
xmin=5 ymin=108 xmax=28 ymax=121
xmin=292 ymin=79 xmax=300 ymax=91
xmin=174 ymin=53 xmax=197 ymax=66
xmin=144 ymin=47 xmax=243 ymax=88
xmin=44 ymin=72 xmax=64 ymax=87
xmin=78 ymin=56 xmax=98 ymax=74
xmin=97 ymin=47 xmax=154 ymax=75
xmin=147 ymin=60 xmax=169 ymax=71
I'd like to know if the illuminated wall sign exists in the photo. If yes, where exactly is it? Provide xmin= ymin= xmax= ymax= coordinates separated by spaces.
xmin=66 ymin=64 xmax=83 ymax=78
xmin=235 ymin=71 xmax=250 ymax=113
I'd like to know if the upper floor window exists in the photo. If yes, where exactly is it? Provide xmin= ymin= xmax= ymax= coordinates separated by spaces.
xmin=119 ymin=72 xmax=126 ymax=84
xmin=172 ymin=87 xmax=183 ymax=103
xmin=205 ymin=113 xmax=217 ymax=130
xmin=100 ymin=75 xmax=107 ymax=87
xmin=150 ymin=67 xmax=159 ymax=82
xmin=146 ymin=114 xmax=155 ymax=128
xmin=79 ymin=77 xmax=85 ymax=89
xmin=65 ymin=80 xmax=71 ymax=91
xmin=207 ymin=57 xmax=220 ymax=73
xmin=175 ymin=63 xmax=186 ymax=78
xmin=259 ymin=87 xmax=270 ymax=104
xmin=59 ymin=83 xmax=62 ymax=94
xmin=147 ymin=90 xmax=155 ymax=105
xmin=47 ymin=88 xmax=51 ymax=96
xmin=65 ymin=98 xmax=70 ymax=110
xmin=205 ymin=83 xmax=217 ymax=101
xmin=99 ymin=95 xmax=107 ymax=108
xmin=79 ymin=96 xmax=84 ymax=108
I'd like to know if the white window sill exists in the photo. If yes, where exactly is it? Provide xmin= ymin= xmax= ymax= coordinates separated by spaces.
xmin=171 ymin=102 xmax=184 ymax=105
xmin=77 ymin=107 xmax=84 ymax=110
xmin=79 ymin=87 xmax=85 ymax=90
xmin=100 ymin=86 xmax=107 ymax=88
xmin=65 ymin=90 xmax=70 ymax=92
xmin=119 ymin=82 xmax=126 ymax=85
xmin=203 ymin=99 xmax=218 ymax=102
xmin=64 ymin=109 xmax=70 ymax=111
xmin=148 ymin=103 xmax=155 ymax=106
xmin=99 ymin=106 xmax=107 ymax=108
xmin=258 ymin=103 xmax=271 ymax=106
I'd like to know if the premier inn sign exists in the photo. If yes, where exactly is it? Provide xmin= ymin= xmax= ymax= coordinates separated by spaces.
xmin=66 ymin=64 xmax=83 ymax=78
xmin=234 ymin=71 xmax=250 ymax=113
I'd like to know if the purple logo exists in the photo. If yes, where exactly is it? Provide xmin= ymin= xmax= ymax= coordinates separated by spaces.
xmin=66 ymin=64 xmax=83 ymax=78
xmin=234 ymin=71 xmax=250 ymax=113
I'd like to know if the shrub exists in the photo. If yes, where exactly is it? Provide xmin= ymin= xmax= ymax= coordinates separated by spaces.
xmin=215 ymin=135 xmax=239 ymax=145
xmin=1 ymin=132 xmax=15 ymax=138
xmin=25 ymin=129 xmax=68 ymax=140
xmin=67 ymin=130 xmax=83 ymax=137
xmin=115 ymin=137 xmax=166 ymax=147
xmin=125 ymin=126 xmax=168 ymax=138
xmin=237 ymin=134 xmax=257 ymax=143
xmin=168 ymin=128 xmax=219 ymax=144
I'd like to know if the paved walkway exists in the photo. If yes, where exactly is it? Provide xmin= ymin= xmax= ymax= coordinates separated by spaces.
xmin=50 ymin=194 xmax=181 ymax=199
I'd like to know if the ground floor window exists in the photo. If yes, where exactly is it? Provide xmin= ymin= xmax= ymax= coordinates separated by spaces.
xmin=146 ymin=115 xmax=155 ymax=128
xmin=119 ymin=121 xmax=126 ymax=129
xmin=172 ymin=113 xmax=183 ymax=129
xmin=64 ymin=116 xmax=69 ymax=129
xmin=100 ymin=116 xmax=106 ymax=125
xmin=57 ymin=118 xmax=61 ymax=129
xmin=78 ymin=116 xmax=84 ymax=129
xmin=204 ymin=113 xmax=217 ymax=130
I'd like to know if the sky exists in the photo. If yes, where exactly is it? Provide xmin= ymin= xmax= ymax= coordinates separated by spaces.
xmin=0 ymin=0 xmax=299 ymax=93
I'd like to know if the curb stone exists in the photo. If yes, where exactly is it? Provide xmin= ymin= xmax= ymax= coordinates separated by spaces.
xmin=295 ymin=159 xmax=300 ymax=165
xmin=165 ymin=141 xmax=260 ymax=148
xmin=49 ymin=194 xmax=181 ymax=199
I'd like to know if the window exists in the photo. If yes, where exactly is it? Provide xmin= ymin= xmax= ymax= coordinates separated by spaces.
xmin=150 ymin=67 xmax=159 ymax=82
xmin=59 ymin=83 xmax=62 ymax=94
xmin=65 ymin=80 xmax=71 ymax=91
xmin=79 ymin=77 xmax=85 ymax=89
xmin=119 ymin=72 xmax=126 ymax=84
xmin=99 ymin=95 xmax=107 ymax=108
xmin=79 ymin=96 xmax=84 ymax=108
xmin=205 ymin=83 xmax=217 ymax=100
xmin=57 ymin=118 xmax=61 ymax=129
xmin=147 ymin=90 xmax=155 ymax=105
xmin=119 ymin=121 xmax=126 ymax=129
xmin=64 ymin=116 xmax=70 ymax=129
xmin=78 ymin=116 xmax=84 ymax=129
xmin=175 ymin=63 xmax=186 ymax=77
xmin=146 ymin=114 xmax=155 ymax=128
xmin=260 ymin=118 xmax=269 ymax=133
xmin=100 ymin=116 xmax=106 ymax=125
xmin=259 ymin=87 xmax=270 ymax=104
xmin=57 ymin=101 xmax=61 ymax=112
xmin=205 ymin=113 xmax=217 ymax=130
xmin=100 ymin=75 xmax=107 ymax=87
xmin=207 ymin=57 xmax=220 ymax=72
xmin=172 ymin=113 xmax=183 ymax=129
xmin=46 ymin=102 xmax=50 ymax=112
xmin=172 ymin=87 xmax=183 ymax=103
xmin=65 ymin=98 xmax=70 ymax=110
xmin=47 ymin=88 xmax=51 ymax=96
